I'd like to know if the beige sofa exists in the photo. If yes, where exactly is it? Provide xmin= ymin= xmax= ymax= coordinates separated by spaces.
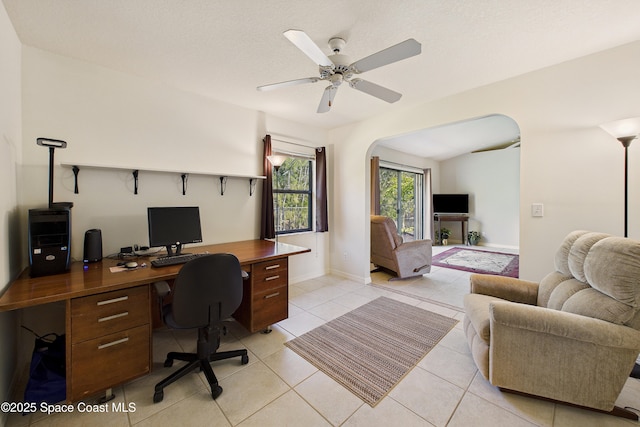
xmin=463 ymin=230 xmax=640 ymax=419
xmin=370 ymin=215 xmax=432 ymax=279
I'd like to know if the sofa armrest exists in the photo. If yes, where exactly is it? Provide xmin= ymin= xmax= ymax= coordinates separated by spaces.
xmin=488 ymin=300 xmax=640 ymax=410
xmin=470 ymin=274 xmax=538 ymax=305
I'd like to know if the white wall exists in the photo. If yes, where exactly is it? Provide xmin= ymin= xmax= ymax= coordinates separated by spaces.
xmin=0 ymin=2 xmax=22 ymax=421
xmin=440 ymin=148 xmax=520 ymax=248
xmin=20 ymin=47 xmax=330 ymax=283
xmin=330 ymin=41 xmax=640 ymax=283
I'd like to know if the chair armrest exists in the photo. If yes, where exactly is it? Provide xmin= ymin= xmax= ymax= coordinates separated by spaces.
xmin=470 ymin=274 xmax=538 ymax=305
xmin=395 ymin=239 xmax=432 ymax=252
xmin=490 ymin=301 xmax=640 ymax=347
xmin=154 ymin=281 xmax=171 ymax=298
xmin=488 ymin=300 xmax=640 ymax=410
xmin=394 ymin=239 xmax=433 ymax=275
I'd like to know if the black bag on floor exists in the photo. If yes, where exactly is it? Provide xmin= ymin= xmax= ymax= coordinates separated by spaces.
xmin=23 ymin=328 xmax=66 ymax=405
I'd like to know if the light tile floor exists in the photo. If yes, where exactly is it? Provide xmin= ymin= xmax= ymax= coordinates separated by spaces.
xmin=7 ymin=246 xmax=640 ymax=426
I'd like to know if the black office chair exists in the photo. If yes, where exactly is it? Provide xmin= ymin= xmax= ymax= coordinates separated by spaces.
xmin=152 ymin=253 xmax=249 ymax=403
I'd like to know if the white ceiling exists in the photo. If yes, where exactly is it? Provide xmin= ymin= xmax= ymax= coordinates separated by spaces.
xmin=4 ymin=0 xmax=640 ymax=157
xmin=377 ymin=114 xmax=520 ymax=160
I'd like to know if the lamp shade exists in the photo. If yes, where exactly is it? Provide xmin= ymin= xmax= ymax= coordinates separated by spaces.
xmin=599 ymin=117 xmax=640 ymax=139
xmin=267 ymin=154 xmax=287 ymax=169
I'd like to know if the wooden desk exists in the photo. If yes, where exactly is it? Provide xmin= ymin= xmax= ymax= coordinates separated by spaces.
xmin=0 ymin=239 xmax=309 ymax=402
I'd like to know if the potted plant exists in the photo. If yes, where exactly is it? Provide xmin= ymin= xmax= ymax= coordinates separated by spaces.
xmin=467 ymin=231 xmax=481 ymax=246
xmin=439 ymin=227 xmax=451 ymax=245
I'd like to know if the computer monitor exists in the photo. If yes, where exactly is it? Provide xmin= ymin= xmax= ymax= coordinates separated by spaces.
xmin=147 ymin=206 xmax=203 ymax=256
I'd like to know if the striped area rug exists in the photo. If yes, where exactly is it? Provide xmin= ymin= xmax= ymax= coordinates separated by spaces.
xmin=285 ymin=297 xmax=458 ymax=406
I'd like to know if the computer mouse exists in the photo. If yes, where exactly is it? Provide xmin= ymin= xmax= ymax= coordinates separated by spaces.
xmin=125 ymin=261 xmax=138 ymax=269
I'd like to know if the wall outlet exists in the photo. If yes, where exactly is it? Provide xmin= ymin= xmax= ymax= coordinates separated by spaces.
xmin=531 ymin=203 xmax=544 ymax=217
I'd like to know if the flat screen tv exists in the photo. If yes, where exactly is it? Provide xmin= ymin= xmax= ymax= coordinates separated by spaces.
xmin=148 ymin=206 xmax=203 ymax=256
xmin=433 ymin=194 xmax=469 ymax=214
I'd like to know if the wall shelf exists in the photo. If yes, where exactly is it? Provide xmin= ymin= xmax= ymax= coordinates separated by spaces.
xmin=61 ymin=162 xmax=265 ymax=196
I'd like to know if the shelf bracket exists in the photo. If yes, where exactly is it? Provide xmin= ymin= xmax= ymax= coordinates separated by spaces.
xmin=249 ymin=178 xmax=257 ymax=196
xmin=219 ymin=176 xmax=227 ymax=196
xmin=181 ymin=174 xmax=188 ymax=195
xmin=132 ymin=170 xmax=139 ymax=195
xmin=72 ymin=166 xmax=80 ymax=194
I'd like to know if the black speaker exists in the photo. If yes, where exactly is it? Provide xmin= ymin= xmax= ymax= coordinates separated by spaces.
xmin=83 ymin=229 xmax=103 ymax=263
xmin=29 ymin=208 xmax=71 ymax=277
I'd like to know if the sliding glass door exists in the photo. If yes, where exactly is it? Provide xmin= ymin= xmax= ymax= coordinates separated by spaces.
xmin=379 ymin=167 xmax=423 ymax=241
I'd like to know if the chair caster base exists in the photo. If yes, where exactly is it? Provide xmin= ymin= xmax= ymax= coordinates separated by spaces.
xmin=153 ymin=390 xmax=164 ymax=403
xmin=164 ymin=358 xmax=173 ymax=367
xmin=211 ymin=384 xmax=223 ymax=400
xmin=241 ymin=354 xmax=249 ymax=364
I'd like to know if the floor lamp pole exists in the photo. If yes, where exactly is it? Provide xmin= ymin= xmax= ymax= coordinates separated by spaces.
xmin=618 ymin=136 xmax=634 ymax=237
xmin=618 ymin=136 xmax=639 ymax=379
xmin=624 ymin=140 xmax=628 ymax=237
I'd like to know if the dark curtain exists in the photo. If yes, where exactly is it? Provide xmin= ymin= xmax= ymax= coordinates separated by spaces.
xmin=315 ymin=147 xmax=329 ymax=232
xmin=424 ymin=168 xmax=434 ymax=241
xmin=260 ymin=135 xmax=275 ymax=239
xmin=370 ymin=156 xmax=380 ymax=215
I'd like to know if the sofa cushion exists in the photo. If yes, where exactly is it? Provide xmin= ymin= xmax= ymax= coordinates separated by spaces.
xmin=567 ymin=232 xmax=610 ymax=283
xmin=584 ymin=237 xmax=640 ymax=308
xmin=562 ymin=288 xmax=638 ymax=325
xmin=554 ymin=230 xmax=589 ymax=276
xmin=537 ymin=271 xmax=574 ymax=308
xmin=547 ymin=278 xmax=590 ymax=311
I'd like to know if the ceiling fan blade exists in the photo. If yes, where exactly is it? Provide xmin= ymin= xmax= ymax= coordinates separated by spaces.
xmin=284 ymin=29 xmax=333 ymax=67
xmin=471 ymin=139 xmax=521 ymax=153
xmin=349 ymin=79 xmax=402 ymax=103
xmin=351 ymin=39 xmax=421 ymax=73
xmin=317 ymin=85 xmax=338 ymax=113
xmin=257 ymin=77 xmax=320 ymax=91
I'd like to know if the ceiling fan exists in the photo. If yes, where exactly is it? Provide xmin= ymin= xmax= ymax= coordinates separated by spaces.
xmin=257 ymin=29 xmax=421 ymax=113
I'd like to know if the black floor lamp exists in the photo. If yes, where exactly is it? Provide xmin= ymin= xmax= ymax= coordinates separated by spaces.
xmin=600 ymin=117 xmax=640 ymax=379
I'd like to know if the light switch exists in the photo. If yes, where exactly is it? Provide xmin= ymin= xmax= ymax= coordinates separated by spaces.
xmin=532 ymin=203 xmax=544 ymax=217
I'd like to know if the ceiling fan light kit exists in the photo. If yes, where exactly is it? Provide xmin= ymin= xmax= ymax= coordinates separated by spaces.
xmin=258 ymin=29 xmax=421 ymax=113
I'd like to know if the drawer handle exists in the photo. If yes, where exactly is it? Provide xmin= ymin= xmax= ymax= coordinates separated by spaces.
xmin=265 ymin=275 xmax=280 ymax=281
xmin=98 ymin=337 xmax=129 ymax=350
xmin=97 ymin=296 xmax=129 ymax=306
xmin=98 ymin=312 xmax=129 ymax=322
xmin=265 ymin=264 xmax=280 ymax=270
xmin=264 ymin=292 xmax=280 ymax=299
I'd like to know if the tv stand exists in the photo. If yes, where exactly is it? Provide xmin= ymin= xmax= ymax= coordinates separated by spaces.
xmin=434 ymin=214 xmax=469 ymax=245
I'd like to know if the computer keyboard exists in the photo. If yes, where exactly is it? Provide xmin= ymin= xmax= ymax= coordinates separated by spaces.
xmin=150 ymin=253 xmax=209 ymax=268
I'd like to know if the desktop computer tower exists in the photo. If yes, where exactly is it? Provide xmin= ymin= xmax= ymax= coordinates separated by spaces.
xmin=28 ymin=208 xmax=71 ymax=277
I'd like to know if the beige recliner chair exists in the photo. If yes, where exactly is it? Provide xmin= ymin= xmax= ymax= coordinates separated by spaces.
xmin=463 ymin=230 xmax=640 ymax=420
xmin=370 ymin=215 xmax=432 ymax=280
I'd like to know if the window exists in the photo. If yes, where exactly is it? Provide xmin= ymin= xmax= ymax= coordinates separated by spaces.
xmin=273 ymin=157 xmax=313 ymax=234
xmin=379 ymin=167 xmax=423 ymax=241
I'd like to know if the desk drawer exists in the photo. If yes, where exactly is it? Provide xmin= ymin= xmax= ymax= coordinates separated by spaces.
xmin=252 ymin=285 xmax=288 ymax=330
xmin=253 ymin=258 xmax=288 ymax=293
xmin=71 ymin=324 xmax=150 ymax=400
xmin=71 ymin=285 xmax=149 ymax=343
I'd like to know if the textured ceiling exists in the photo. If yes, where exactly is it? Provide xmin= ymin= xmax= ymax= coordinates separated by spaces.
xmin=4 ymin=0 xmax=640 ymax=156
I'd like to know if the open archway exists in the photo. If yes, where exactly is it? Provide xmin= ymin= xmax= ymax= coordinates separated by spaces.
xmin=365 ymin=114 xmax=521 ymax=279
